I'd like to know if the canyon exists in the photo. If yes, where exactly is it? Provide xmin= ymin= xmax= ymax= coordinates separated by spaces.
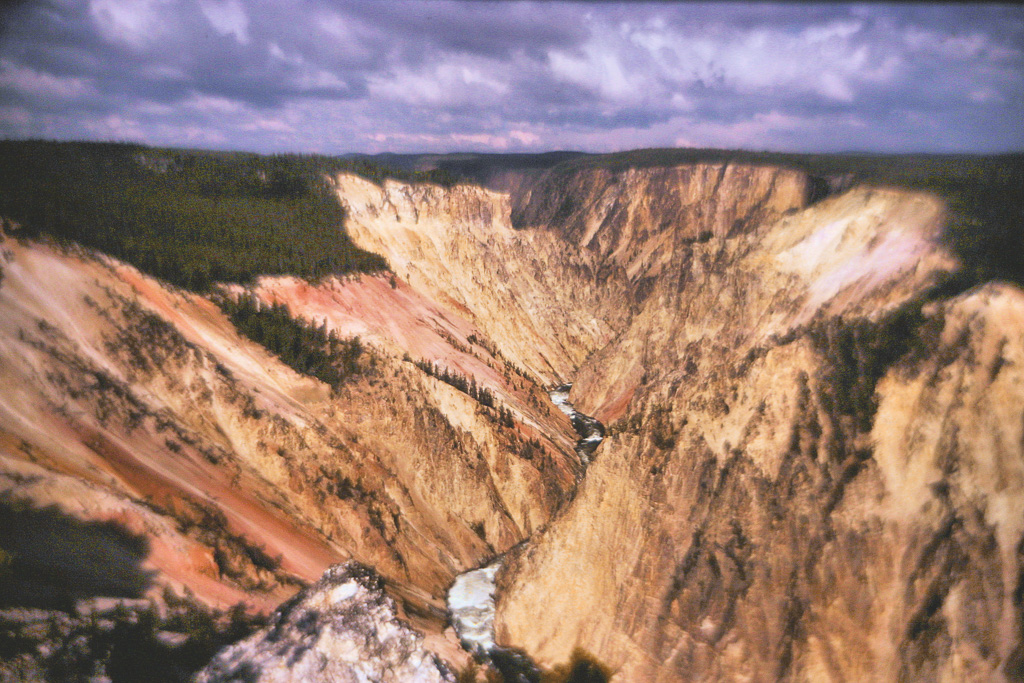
xmin=1 ymin=149 xmax=1022 ymax=681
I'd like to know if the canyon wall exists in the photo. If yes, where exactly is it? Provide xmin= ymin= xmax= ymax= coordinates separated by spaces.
xmin=2 ymin=156 xmax=1021 ymax=681
xmin=0 ymin=229 xmax=579 ymax=668
xmin=334 ymin=173 xmax=622 ymax=384
xmin=335 ymin=162 xmax=1024 ymax=680
xmin=335 ymin=162 xmax=808 ymax=387
xmin=494 ymin=181 xmax=1024 ymax=681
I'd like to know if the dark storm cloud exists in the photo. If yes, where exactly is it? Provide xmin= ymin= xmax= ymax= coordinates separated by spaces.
xmin=344 ymin=2 xmax=587 ymax=59
xmin=2 ymin=0 xmax=371 ymax=107
xmin=0 ymin=1 xmax=1021 ymax=153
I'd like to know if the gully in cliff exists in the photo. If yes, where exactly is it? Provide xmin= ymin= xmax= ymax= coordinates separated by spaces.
xmin=445 ymin=385 xmax=605 ymax=682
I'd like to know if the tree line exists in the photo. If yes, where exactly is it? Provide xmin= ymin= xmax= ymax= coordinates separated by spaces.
xmin=412 ymin=358 xmax=516 ymax=428
xmin=0 ymin=140 xmax=389 ymax=291
xmin=217 ymin=294 xmax=364 ymax=390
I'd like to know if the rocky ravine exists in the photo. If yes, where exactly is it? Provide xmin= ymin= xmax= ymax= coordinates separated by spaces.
xmin=0 ymin=228 xmax=580 ymax=675
xmin=339 ymin=165 xmax=1024 ymax=681
xmin=495 ymin=188 xmax=1024 ymax=681
xmin=1 ymin=158 xmax=1022 ymax=682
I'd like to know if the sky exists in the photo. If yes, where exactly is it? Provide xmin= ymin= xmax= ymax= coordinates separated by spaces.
xmin=0 ymin=1 xmax=1021 ymax=155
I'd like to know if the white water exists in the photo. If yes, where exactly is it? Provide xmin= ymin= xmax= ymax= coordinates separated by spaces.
xmin=549 ymin=383 xmax=604 ymax=463
xmin=446 ymin=384 xmax=604 ymax=667
xmin=549 ymin=384 xmax=575 ymax=416
xmin=446 ymin=559 xmax=502 ymax=656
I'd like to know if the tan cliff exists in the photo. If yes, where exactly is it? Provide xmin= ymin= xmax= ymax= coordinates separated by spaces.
xmin=334 ymin=172 xmax=624 ymax=384
xmin=335 ymin=162 xmax=808 ymax=388
xmin=1 ymin=156 xmax=1021 ymax=682
xmin=330 ymin=164 xmax=1024 ymax=679
xmin=232 ymin=273 xmax=578 ymax=457
xmin=494 ymin=185 xmax=1024 ymax=681
xmin=0 ymin=232 xmax=578 ymax=669
xmin=511 ymin=163 xmax=809 ymax=282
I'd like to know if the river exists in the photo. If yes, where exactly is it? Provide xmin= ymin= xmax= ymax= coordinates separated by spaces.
xmin=445 ymin=384 xmax=604 ymax=682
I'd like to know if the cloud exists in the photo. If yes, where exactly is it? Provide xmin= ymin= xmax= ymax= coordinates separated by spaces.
xmin=370 ymin=57 xmax=510 ymax=107
xmin=89 ymin=0 xmax=172 ymax=49
xmin=0 ymin=58 xmax=95 ymax=102
xmin=199 ymin=0 xmax=250 ymax=45
xmin=241 ymin=117 xmax=295 ymax=133
xmin=0 ymin=1 xmax=1020 ymax=154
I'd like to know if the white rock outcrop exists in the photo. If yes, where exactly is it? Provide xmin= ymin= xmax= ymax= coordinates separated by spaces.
xmin=196 ymin=563 xmax=455 ymax=683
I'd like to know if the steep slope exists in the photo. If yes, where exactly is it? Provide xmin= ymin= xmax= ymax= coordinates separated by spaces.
xmin=495 ymin=185 xmax=1024 ymax=681
xmin=335 ymin=172 xmax=622 ymax=383
xmin=511 ymin=163 xmax=809 ymax=279
xmin=0 ymin=230 xmax=578 ymax=670
xmin=335 ymin=162 xmax=808 ymax=388
xmin=3 ymin=149 xmax=1022 ymax=682
xmin=232 ymin=273 xmax=579 ymax=459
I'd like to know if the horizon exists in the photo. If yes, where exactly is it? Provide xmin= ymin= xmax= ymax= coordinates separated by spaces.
xmin=5 ymin=137 xmax=1024 ymax=160
xmin=1 ymin=1 xmax=1022 ymax=156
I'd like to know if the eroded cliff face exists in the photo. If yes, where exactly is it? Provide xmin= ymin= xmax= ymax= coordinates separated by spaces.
xmin=0 ymin=231 xmax=579 ymax=669
xmin=233 ymin=273 xmax=580 ymax=462
xmin=335 ymin=163 xmax=808 ymax=388
xmin=511 ymin=163 xmax=809 ymax=282
xmin=495 ymin=186 xmax=1024 ymax=681
xmin=3 ymin=158 xmax=1021 ymax=682
xmin=335 ymin=173 xmax=621 ymax=384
